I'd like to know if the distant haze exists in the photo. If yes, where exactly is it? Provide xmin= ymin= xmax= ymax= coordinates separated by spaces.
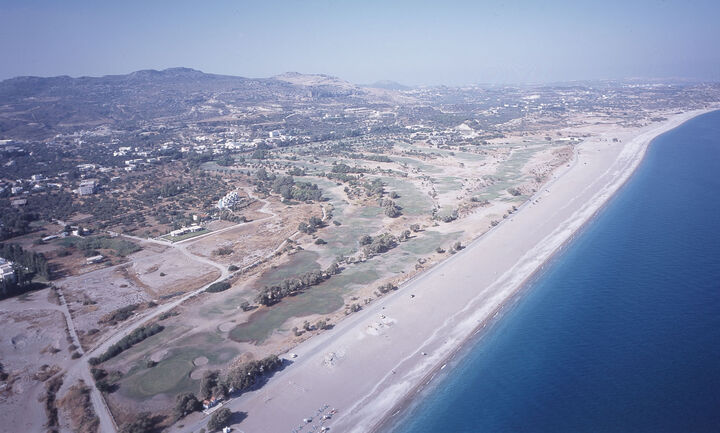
xmin=2 ymin=0 xmax=719 ymax=85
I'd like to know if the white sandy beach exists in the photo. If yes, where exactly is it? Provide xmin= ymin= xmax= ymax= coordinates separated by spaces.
xmin=173 ymin=109 xmax=712 ymax=433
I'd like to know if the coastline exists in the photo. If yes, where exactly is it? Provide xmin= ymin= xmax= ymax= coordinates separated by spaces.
xmin=173 ymin=108 xmax=715 ymax=433
xmin=370 ymin=107 xmax=719 ymax=433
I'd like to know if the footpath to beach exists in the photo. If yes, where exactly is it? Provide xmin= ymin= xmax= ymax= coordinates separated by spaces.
xmin=173 ymin=109 xmax=712 ymax=433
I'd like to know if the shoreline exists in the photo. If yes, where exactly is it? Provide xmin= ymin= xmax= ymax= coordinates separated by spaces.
xmin=369 ymin=108 xmax=718 ymax=433
xmin=174 ymin=108 xmax=716 ymax=433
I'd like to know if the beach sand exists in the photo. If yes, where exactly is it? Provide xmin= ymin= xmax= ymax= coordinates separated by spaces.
xmin=172 ymin=109 xmax=712 ymax=433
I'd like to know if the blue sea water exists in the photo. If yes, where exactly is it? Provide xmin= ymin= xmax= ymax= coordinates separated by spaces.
xmin=389 ymin=110 xmax=720 ymax=433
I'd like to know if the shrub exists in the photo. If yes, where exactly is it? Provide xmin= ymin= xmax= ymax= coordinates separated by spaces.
xmin=206 ymin=281 xmax=231 ymax=293
xmin=88 ymin=324 xmax=163 ymax=365
xmin=207 ymin=408 xmax=232 ymax=432
xmin=212 ymin=246 xmax=233 ymax=256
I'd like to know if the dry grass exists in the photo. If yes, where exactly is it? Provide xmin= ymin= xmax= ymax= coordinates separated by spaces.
xmin=59 ymin=380 xmax=100 ymax=433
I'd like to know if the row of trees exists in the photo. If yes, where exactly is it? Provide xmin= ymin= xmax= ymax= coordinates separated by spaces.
xmin=206 ymin=280 xmax=232 ymax=293
xmin=255 ymin=269 xmax=332 ymax=307
xmin=89 ymin=324 xmax=164 ymax=365
xmin=0 ymin=243 xmax=51 ymax=299
xmin=346 ymin=153 xmax=393 ymax=163
xmin=0 ymin=242 xmax=51 ymax=280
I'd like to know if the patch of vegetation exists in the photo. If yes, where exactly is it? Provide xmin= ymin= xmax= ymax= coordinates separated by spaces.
xmin=298 ymin=215 xmax=325 ymax=234
xmin=61 ymin=235 xmax=141 ymax=257
xmin=379 ymin=198 xmax=402 ymax=218
xmin=43 ymin=376 xmax=63 ymax=431
xmin=119 ymin=412 xmax=161 ymax=433
xmin=59 ymin=381 xmax=100 ymax=433
xmin=507 ymin=187 xmax=522 ymax=196
xmin=331 ymin=163 xmax=365 ymax=174
xmin=363 ymin=178 xmax=385 ymax=197
xmin=212 ymin=246 xmax=233 ymax=256
xmin=362 ymin=233 xmax=398 ymax=258
xmin=99 ymin=303 xmax=139 ymax=325
xmin=159 ymin=310 xmax=180 ymax=320
xmin=271 ymin=175 xmax=323 ymax=201
xmin=347 ymin=153 xmax=392 ymax=163
xmin=436 ymin=209 xmax=458 ymax=223
xmin=375 ymin=282 xmax=398 ymax=296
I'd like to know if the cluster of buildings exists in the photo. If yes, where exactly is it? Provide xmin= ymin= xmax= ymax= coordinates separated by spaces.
xmin=217 ymin=191 xmax=241 ymax=209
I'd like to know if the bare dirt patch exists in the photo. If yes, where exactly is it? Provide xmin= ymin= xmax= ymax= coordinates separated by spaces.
xmin=0 ymin=302 xmax=73 ymax=433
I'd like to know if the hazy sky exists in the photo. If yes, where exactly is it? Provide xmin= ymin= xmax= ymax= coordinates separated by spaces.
xmin=1 ymin=0 xmax=719 ymax=85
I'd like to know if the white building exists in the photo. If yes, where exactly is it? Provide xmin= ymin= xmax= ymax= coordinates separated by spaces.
xmin=217 ymin=191 xmax=240 ymax=209
xmin=0 ymin=259 xmax=15 ymax=282
xmin=76 ymin=180 xmax=96 ymax=195
xmin=169 ymin=225 xmax=204 ymax=237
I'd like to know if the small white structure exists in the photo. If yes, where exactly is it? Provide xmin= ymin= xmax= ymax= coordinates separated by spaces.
xmin=86 ymin=255 xmax=104 ymax=265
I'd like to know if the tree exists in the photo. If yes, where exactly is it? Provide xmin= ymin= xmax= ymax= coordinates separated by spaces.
xmin=207 ymin=407 xmax=232 ymax=431
xmin=174 ymin=392 xmax=201 ymax=419
xmin=200 ymin=371 xmax=219 ymax=400
xmin=325 ymin=262 xmax=340 ymax=275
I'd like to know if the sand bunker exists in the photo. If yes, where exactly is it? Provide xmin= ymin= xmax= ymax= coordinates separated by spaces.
xmin=193 ymin=356 xmax=209 ymax=366
xmin=218 ymin=322 xmax=235 ymax=332
xmin=150 ymin=349 xmax=168 ymax=363
xmin=190 ymin=369 xmax=206 ymax=380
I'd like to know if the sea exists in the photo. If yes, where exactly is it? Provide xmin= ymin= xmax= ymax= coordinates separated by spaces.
xmin=389 ymin=110 xmax=720 ymax=433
